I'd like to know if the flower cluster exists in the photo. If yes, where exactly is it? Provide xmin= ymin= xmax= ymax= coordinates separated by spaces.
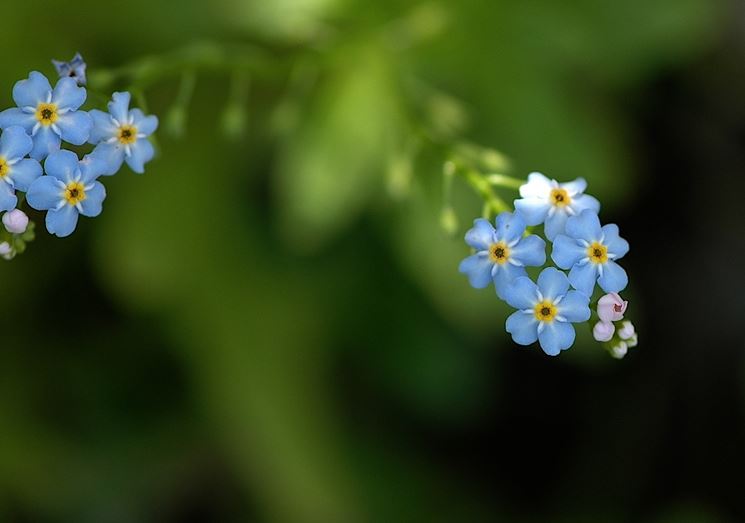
xmin=460 ymin=172 xmax=637 ymax=358
xmin=0 ymin=54 xmax=158 ymax=258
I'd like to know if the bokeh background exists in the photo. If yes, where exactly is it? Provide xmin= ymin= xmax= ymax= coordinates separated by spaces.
xmin=1 ymin=0 xmax=744 ymax=521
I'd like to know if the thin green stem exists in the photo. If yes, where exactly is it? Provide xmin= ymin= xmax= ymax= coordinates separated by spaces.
xmin=485 ymin=173 xmax=525 ymax=190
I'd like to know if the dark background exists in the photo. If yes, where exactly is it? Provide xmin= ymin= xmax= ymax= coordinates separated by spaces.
xmin=1 ymin=0 xmax=744 ymax=521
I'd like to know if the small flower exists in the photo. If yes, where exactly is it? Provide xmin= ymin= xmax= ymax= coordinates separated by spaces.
xmin=88 ymin=92 xmax=158 ymax=175
xmin=592 ymin=321 xmax=615 ymax=342
xmin=610 ymin=341 xmax=628 ymax=359
xmin=26 ymin=150 xmax=107 ymax=237
xmin=503 ymin=267 xmax=591 ymax=356
xmin=0 ymin=126 xmax=42 ymax=211
xmin=459 ymin=212 xmax=546 ymax=298
xmin=618 ymin=320 xmax=635 ymax=340
xmin=597 ymin=292 xmax=627 ymax=322
xmin=2 ymin=209 xmax=29 ymax=234
xmin=551 ymin=209 xmax=629 ymax=296
xmin=513 ymin=172 xmax=600 ymax=240
xmin=0 ymin=71 xmax=92 ymax=160
xmin=52 ymin=53 xmax=87 ymax=86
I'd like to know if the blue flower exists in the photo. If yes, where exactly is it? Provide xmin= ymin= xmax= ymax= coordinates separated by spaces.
xmin=0 ymin=126 xmax=42 ymax=211
xmin=26 ymin=150 xmax=107 ymax=237
xmin=52 ymin=53 xmax=87 ymax=86
xmin=551 ymin=209 xmax=629 ymax=296
xmin=514 ymin=172 xmax=600 ymax=240
xmin=502 ymin=267 xmax=591 ymax=356
xmin=88 ymin=92 xmax=158 ymax=175
xmin=0 ymin=71 xmax=92 ymax=160
xmin=459 ymin=212 xmax=546 ymax=298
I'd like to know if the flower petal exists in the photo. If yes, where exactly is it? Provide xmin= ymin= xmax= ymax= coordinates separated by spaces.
xmin=557 ymin=290 xmax=591 ymax=322
xmin=44 ymin=149 xmax=80 ymax=182
xmin=51 ymin=77 xmax=87 ymax=110
xmin=125 ymin=139 xmax=155 ymax=173
xmin=568 ymin=262 xmax=598 ymax=296
xmin=130 ymin=109 xmax=159 ymax=135
xmin=12 ymin=71 xmax=52 ymax=108
xmin=494 ymin=211 xmax=526 ymax=244
xmin=30 ymin=127 xmax=61 ymax=161
xmin=544 ymin=209 xmax=570 ymax=240
xmin=561 ymin=177 xmax=587 ymax=195
xmin=514 ymin=198 xmax=549 ymax=226
xmin=551 ymin=234 xmax=586 ymax=269
xmin=27 ymin=176 xmax=64 ymax=210
xmin=88 ymin=109 xmax=117 ymax=144
xmin=601 ymin=224 xmax=629 ymax=259
xmin=89 ymin=142 xmax=125 ymax=176
xmin=565 ymin=209 xmax=602 ymax=241
xmin=458 ymin=253 xmax=494 ymax=289
xmin=506 ymin=311 xmax=539 ymax=346
xmin=56 ymin=110 xmax=92 ymax=145
xmin=597 ymin=260 xmax=628 ymax=293
xmin=45 ymin=205 xmax=79 ymax=237
xmin=78 ymin=181 xmax=106 ymax=217
xmin=538 ymin=321 xmax=576 ymax=356
xmin=0 ymin=126 xmax=33 ymax=160
xmin=510 ymin=234 xmax=546 ymax=267
xmin=79 ymin=154 xmax=109 ymax=184
xmin=493 ymin=263 xmax=527 ymax=300
xmin=7 ymin=158 xmax=42 ymax=191
xmin=571 ymin=193 xmax=601 ymax=216
xmin=519 ymin=172 xmax=552 ymax=198
xmin=536 ymin=267 xmax=570 ymax=300
xmin=0 ymin=108 xmax=36 ymax=132
xmin=502 ymin=276 xmax=538 ymax=310
xmin=108 ymin=92 xmax=131 ymax=123
xmin=464 ymin=218 xmax=495 ymax=250
xmin=0 ymin=182 xmax=17 ymax=212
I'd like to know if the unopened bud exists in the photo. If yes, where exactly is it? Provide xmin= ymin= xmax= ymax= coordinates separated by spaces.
xmin=3 ymin=209 xmax=28 ymax=234
xmin=610 ymin=341 xmax=628 ymax=359
xmin=592 ymin=321 xmax=615 ymax=342
xmin=597 ymin=292 xmax=627 ymax=322
xmin=617 ymin=320 xmax=635 ymax=340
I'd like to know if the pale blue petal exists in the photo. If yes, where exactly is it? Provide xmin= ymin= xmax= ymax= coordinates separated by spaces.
xmin=544 ymin=209 xmax=570 ymax=240
xmin=510 ymin=234 xmax=546 ymax=267
xmin=597 ymin=260 xmax=628 ymax=293
xmin=565 ymin=209 xmax=602 ymax=241
xmin=536 ymin=267 xmax=570 ymax=300
xmin=571 ymin=194 xmax=601 ymax=215
xmin=27 ymin=176 xmax=64 ymax=210
xmin=88 ymin=109 xmax=117 ymax=144
xmin=561 ymin=177 xmax=587 ymax=195
xmin=108 ymin=92 xmax=131 ymax=123
xmin=557 ymin=290 xmax=591 ymax=322
xmin=0 ymin=126 xmax=33 ymax=160
xmin=0 ymin=181 xmax=17 ymax=212
xmin=551 ymin=234 xmax=586 ymax=269
xmin=514 ymin=198 xmax=549 ymax=226
xmin=602 ymin=224 xmax=629 ymax=259
xmin=125 ymin=139 xmax=154 ymax=173
xmin=493 ymin=263 xmax=527 ymax=300
xmin=7 ymin=159 xmax=42 ymax=191
xmin=502 ymin=276 xmax=538 ymax=310
xmin=459 ymin=253 xmax=493 ymax=289
xmin=51 ymin=77 xmax=87 ymax=110
xmin=78 ymin=181 xmax=106 ymax=217
xmin=568 ymin=262 xmax=598 ymax=296
xmin=130 ymin=109 xmax=158 ymax=135
xmin=506 ymin=311 xmax=539 ymax=346
xmin=56 ymin=110 xmax=92 ymax=145
xmin=538 ymin=321 xmax=576 ymax=356
xmin=44 ymin=150 xmax=80 ymax=182
xmin=494 ymin=211 xmax=526 ymax=244
xmin=79 ymin=154 xmax=109 ymax=184
xmin=12 ymin=71 xmax=52 ymax=108
xmin=46 ymin=205 xmax=79 ymax=237
xmin=465 ymin=218 xmax=495 ymax=250
xmin=89 ymin=142 xmax=125 ymax=176
xmin=519 ymin=172 xmax=553 ymax=198
xmin=30 ymin=127 xmax=61 ymax=161
xmin=0 ymin=108 xmax=36 ymax=132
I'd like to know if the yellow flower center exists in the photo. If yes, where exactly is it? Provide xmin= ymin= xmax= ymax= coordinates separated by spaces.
xmin=64 ymin=181 xmax=86 ymax=206
xmin=118 ymin=124 xmax=138 ymax=145
xmin=0 ymin=157 xmax=8 ymax=179
xmin=36 ymin=103 xmax=59 ymax=126
xmin=587 ymin=241 xmax=608 ymax=264
xmin=488 ymin=241 xmax=511 ymax=265
xmin=550 ymin=188 xmax=571 ymax=207
xmin=534 ymin=300 xmax=558 ymax=322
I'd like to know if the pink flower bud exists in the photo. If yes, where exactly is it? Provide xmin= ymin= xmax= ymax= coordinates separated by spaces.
xmin=2 ymin=209 xmax=28 ymax=234
xmin=597 ymin=292 xmax=627 ymax=322
xmin=618 ymin=321 xmax=635 ymax=340
xmin=592 ymin=321 xmax=615 ymax=342
xmin=0 ymin=242 xmax=11 ymax=256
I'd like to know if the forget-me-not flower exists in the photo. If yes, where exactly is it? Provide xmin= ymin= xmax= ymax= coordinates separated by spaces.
xmin=459 ymin=212 xmax=546 ymax=298
xmin=88 ymin=92 xmax=158 ymax=175
xmin=26 ymin=150 xmax=107 ymax=237
xmin=52 ymin=53 xmax=87 ymax=86
xmin=551 ymin=209 xmax=629 ymax=296
xmin=503 ymin=267 xmax=591 ymax=356
xmin=0 ymin=72 xmax=92 ymax=160
xmin=0 ymin=126 xmax=42 ymax=211
xmin=514 ymin=172 xmax=600 ymax=240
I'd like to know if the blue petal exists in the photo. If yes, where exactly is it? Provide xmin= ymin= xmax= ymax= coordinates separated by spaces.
xmin=561 ymin=177 xmax=587 ymax=195
xmin=571 ymin=194 xmax=601 ymax=215
xmin=502 ymin=276 xmax=538 ymax=310
xmin=506 ymin=311 xmax=539 ymax=346
xmin=601 ymin=224 xmax=629 ymax=259
xmin=46 ymin=205 xmax=79 ymax=237
xmin=52 ymin=77 xmax=87 ymax=110
xmin=519 ymin=172 xmax=553 ymax=198
xmin=125 ymin=139 xmax=155 ymax=173
xmin=44 ymin=150 xmax=80 ymax=182
xmin=565 ymin=209 xmax=602 ymax=241
xmin=568 ymin=262 xmax=598 ymax=296
xmin=536 ymin=267 xmax=570 ymax=300
xmin=8 ymin=159 xmax=42 ymax=191
xmin=514 ymin=198 xmax=549 ymax=226
xmin=30 ymin=127 xmax=61 ymax=161
xmin=494 ymin=211 xmax=526 ymax=244
xmin=493 ymin=263 xmax=527 ymax=300
xmin=12 ymin=71 xmax=52 ymax=108
xmin=0 ymin=126 xmax=33 ymax=160
xmin=78 ymin=181 xmax=106 ymax=217
xmin=0 ymin=181 xmax=17 ymax=212
xmin=79 ymin=154 xmax=109 ymax=184
xmin=108 ymin=92 xmax=131 ymax=123
xmin=27 ymin=176 xmax=64 ymax=211
xmin=597 ymin=260 xmax=628 ymax=293
xmin=465 ymin=218 xmax=495 ymax=250
xmin=56 ymin=110 xmax=92 ymax=145
xmin=458 ymin=253 xmax=494 ymax=289
xmin=544 ymin=209 xmax=570 ymax=240
xmin=88 ymin=109 xmax=117 ymax=144
xmin=0 ymin=108 xmax=35 ymax=132
xmin=510 ymin=234 xmax=546 ymax=267
xmin=538 ymin=321 xmax=576 ymax=356
xmin=557 ymin=290 xmax=590 ymax=322
xmin=130 ymin=109 xmax=158 ymax=135
xmin=551 ymin=234 xmax=586 ymax=269
xmin=89 ymin=143 xmax=125 ymax=176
